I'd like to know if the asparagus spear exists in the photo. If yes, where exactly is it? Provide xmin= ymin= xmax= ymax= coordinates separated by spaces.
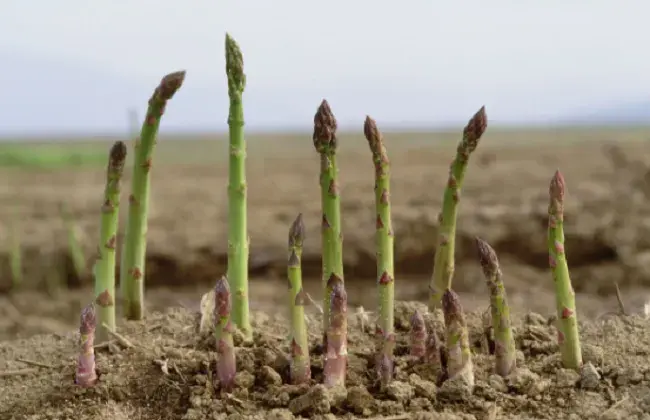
xmin=410 ymin=309 xmax=427 ymax=358
xmin=214 ymin=275 xmax=236 ymax=391
xmin=548 ymin=170 xmax=582 ymax=369
xmin=442 ymin=289 xmax=474 ymax=387
xmin=75 ymin=303 xmax=98 ymax=387
xmin=475 ymin=237 xmax=516 ymax=377
xmin=429 ymin=107 xmax=488 ymax=309
xmin=225 ymin=33 xmax=252 ymax=340
xmin=313 ymin=100 xmax=344 ymax=348
xmin=288 ymin=213 xmax=311 ymax=385
xmin=364 ymin=116 xmax=395 ymax=388
xmin=94 ymin=141 xmax=127 ymax=344
xmin=323 ymin=275 xmax=347 ymax=388
xmin=121 ymin=70 xmax=186 ymax=320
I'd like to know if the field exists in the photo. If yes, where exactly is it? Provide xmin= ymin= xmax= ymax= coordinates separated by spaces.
xmin=2 ymin=127 xmax=650 ymax=419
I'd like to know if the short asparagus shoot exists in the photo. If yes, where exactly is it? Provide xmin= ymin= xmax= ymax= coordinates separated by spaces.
xmin=323 ymin=275 xmax=347 ymax=388
xmin=364 ymin=116 xmax=396 ymax=388
xmin=121 ymin=70 xmax=186 ymax=320
xmin=548 ymin=170 xmax=583 ymax=370
xmin=287 ymin=213 xmax=311 ymax=385
xmin=224 ymin=33 xmax=252 ymax=339
xmin=442 ymin=289 xmax=474 ymax=388
xmin=313 ymin=100 xmax=344 ymax=349
xmin=75 ymin=304 xmax=98 ymax=387
xmin=475 ymin=237 xmax=516 ymax=377
xmin=410 ymin=309 xmax=427 ymax=359
xmin=429 ymin=107 xmax=488 ymax=309
xmin=94 ymin=141 xmax=127 ymax=344
xmin=214 ymin=275 xmax=236 ymax=391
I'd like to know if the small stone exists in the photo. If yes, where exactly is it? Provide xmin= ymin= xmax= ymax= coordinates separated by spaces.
xmin=487 ymin=374 xmax=508 ymax=393
xmin=408 ymin=374 xmax=437 ymax=400
xmin=288 ymin=385 xmax=330 ymax=415
xmin=233 ymin=371 xmax=255 ymax=389
xmin=385 ymin=381 xmax=415 ymax=402
xmin=346 ymin=385 xmax=374 ymax=415
xmin=260 ymin=366 xmax=283 ymax=386
xmin=579 ymin=362 xmax=600 ymax=390
xmin=556 ymin=368 xmax=580 ymax=388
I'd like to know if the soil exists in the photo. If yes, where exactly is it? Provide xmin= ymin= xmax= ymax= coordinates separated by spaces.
xmin=2 ymin=301 xmax=650 ymax=419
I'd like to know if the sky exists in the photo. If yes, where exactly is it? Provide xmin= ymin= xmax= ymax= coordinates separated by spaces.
xmin=1 ymin=1 xmax=649 ymax=134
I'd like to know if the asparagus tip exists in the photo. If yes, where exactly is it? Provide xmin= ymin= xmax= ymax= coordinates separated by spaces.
xmin=326 ymin=273 xmax=344 ymax=290
xmin=411 ymin=309 xmax=425 ymax=328
xmin=462 ymin=106 xmax=488 ymax=152
xmin=79 ymin=303 xmax=96 ymax=335
xmin=157 ymin=71 xmax=186 ymax=101
xmin=313 ymin=99 xmax=338 ymax=152
xmin=289 ymin=213 xmax=305 ymax=247
xmin=225 ymin=33 xmax=245 ymax=93
xmin=442 ymin=289 xmax=463 ymax=321
xmin=109 ymin=141 xmax=127 ymax=167
xmin=550 ymin=169 xmax=565 ymax=202
xmin=475 ymin=236 xmax=499 ymax=277
xmin=330 ymin=281 xmax=347 ymax=310
xmin=363 ymin=115 xmax=380 ymax=146
xmin=214 ymin=275 xmax=231 ymax=316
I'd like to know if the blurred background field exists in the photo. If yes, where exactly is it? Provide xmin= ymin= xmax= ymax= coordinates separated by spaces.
xmin=2 ymin=126 xmax=650 ymax=340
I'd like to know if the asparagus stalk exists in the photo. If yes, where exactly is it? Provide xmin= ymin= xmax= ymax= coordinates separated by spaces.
xmin=475 ymin=237 xmax=516 ymax=377
xmin=429 ymin=107 xmax=488 ymax=309
xmin=442 ymin=289 xmax=474 ymax=387
xmin=323 ymin=275 xmax=347 ymax=388
xmin=214 ymin=275 xmax=236 ymax=391
xmin=94 ymin=141 xmax=127 ymax=344
xmin=410 ymin=309 xmax=427 ymax=358
xmin=313 ymin=100 xmax=344 ymax=348
xmin=120 ymin=70 xmax=186 ymax=320
xmin=548 ymin=170 xmax=582 ymax=369
xmin=75 ymin=303 xmax=98 ymax=387
xmin=364 ymin=116 xmax=395 ymax=388
xmin=225 ymin=33 xmax=251 ymax=339
xmin=288 ymin=213 xmax=311 ymax=385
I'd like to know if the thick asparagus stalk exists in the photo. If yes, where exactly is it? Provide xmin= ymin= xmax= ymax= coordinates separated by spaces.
xmin=429 ymin=107 xmax=488 ymax=309
xmin=121 ymin=70 xmax=186 ymax=320
xmin=410 ymin=309 xmax=427 ymax=358
xmin=442 ymin=289 xmax=474 ymax=387
xmin=94 ymin=141 xmax=127 ymax=344
xmin=214 ymin=275 xmax=236 ymax=391
xmin=288 ymin=213 xmax=311 ymax=385
xmin=75 ymin=304 xmax=98 ymax=387
xmin=364 ymin=116 xmax=395 ymax=387
xmin=313 ymin=100 xmax=344 ymax=347
xmin=323 ymin=275 xmax=347 ymax=388
xmin=475 ymin=237 xmax=516 ymax=377
xmin=224 ymin=33 xmax=252 ymax=340
xmin=548 ymin=170 xmax=582 ymax=369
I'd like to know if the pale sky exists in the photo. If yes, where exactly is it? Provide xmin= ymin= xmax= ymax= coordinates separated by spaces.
xmin=1 ymin=1 xmax=649 ymax=134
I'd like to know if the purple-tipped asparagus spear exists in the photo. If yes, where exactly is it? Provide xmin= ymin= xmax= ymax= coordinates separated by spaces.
xmin=214 ymin=275 xmax=236 ymax=391
xmin=323 ymin=275 xmax=347 ymax=388
xmin=442 ymin=289 xmax=474 ymax=387
xmin=75 ymin=303 xmax=98 ymax=387
xmin=409 ymin=309 xmax=427 ymax=358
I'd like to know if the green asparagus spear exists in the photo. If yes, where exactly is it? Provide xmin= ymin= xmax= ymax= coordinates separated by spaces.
xmin=548 ymin=170 xmax=582 ymax=369
xmin=475 ymin=237 xmax=516 ymax=377
xmin=429 ymin=107 xmax=488 ymax=309
xmin=120 ymin=70 xmax=186 ymax=320
xmin=94 ymin=141 xmax=127 ymax=344
xmin=225 ymin=33 xmax=252 ymax=340
xmin=288 ymin=213 xmax=311 ymax=384
xmin=313 ymin=100 xmax=344 ymax=348
xmin=442 ymin=289 xmax=474 ymax=387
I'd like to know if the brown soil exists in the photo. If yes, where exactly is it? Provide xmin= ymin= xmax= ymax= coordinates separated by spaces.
xmin=2 ymin=302 xmax=650 ymax=419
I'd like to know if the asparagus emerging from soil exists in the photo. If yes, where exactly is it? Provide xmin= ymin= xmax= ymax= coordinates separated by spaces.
xmin=313 ymin=100 xmax=344 ymax=347
xmin=364 ymin=116 xmax=396 ymax=387
xmin=121 ymin=70 xmax=186 ymax=320
xmin=214 ymin=275 xmax=236 ymax=391
xmin=410 ymin=309 xmax=427 ymax=358
xmin=442 ymin=289 xmax=474 ymax=387
xmin=94 ymin=141 xmax=127 ymax=344
xmin=75 ymin=304 xmax=98 ymax=387
xmin=429 ymin=107 xmax=488 ymax=309
xmin=475 ymin=237 xmax=516 ymax=377
xmin=323 ymin=275 xmax=347 ymax=388
xmin=225 ymin=33 xmax=251 ymax=339
xmin=288 ymin=213 xmax=311 ymax=385
xmin=548 ymin=170 xmax=583 ymax=369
